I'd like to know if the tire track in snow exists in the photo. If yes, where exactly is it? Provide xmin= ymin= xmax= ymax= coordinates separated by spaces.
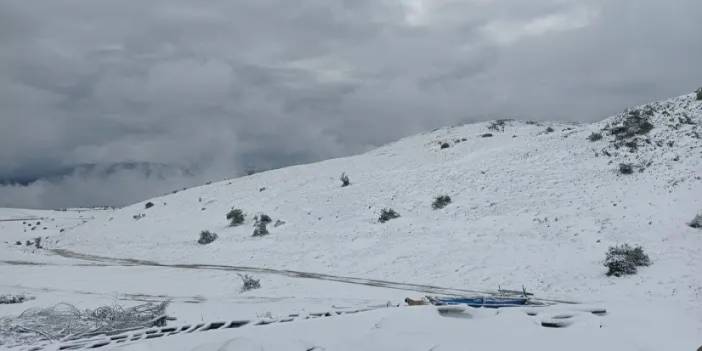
xmin=49 ymin=248 xmax=577 ymax=304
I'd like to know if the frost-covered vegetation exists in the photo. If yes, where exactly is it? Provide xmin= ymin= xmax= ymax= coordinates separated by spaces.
xmin=378 ymin=208 xmax=400 ymax=223
xmin=432 ymin=195 xmax=452 ymax=210
xmin=0 ymin=302 xmax=168 ymax=347
xmin=226 ymin=209 xmax=245 ymax=226
xmin=198 ymin=230 xmax=218 ymax=245
xmin=604 ymin=244 xmax=651 ymax=277
xmin=238 ymin=274 xmax=261 ymax=292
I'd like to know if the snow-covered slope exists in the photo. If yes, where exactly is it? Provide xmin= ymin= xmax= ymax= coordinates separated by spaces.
xmin=49 ymin=92 xmax=702 ymax=308
xmin=2 ymin=92 xmax=701 ymax=350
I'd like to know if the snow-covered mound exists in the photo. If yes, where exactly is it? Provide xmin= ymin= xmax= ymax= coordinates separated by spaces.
xmin=51 ymin=92 xmax=702 ymax=308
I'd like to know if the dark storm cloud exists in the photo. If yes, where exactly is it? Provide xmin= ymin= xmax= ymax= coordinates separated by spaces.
xmin=1 ymin=0 xmax=701 ymax=208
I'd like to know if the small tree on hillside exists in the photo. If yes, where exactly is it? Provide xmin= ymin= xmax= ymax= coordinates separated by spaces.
xmin=696 ymin=87 xmax=702 ymax=100
xmin=688 ymin=213 xmax=702 ymax=229
xmin=340 ymin=172 xmax=350 ymax=187
xmin=198 ymin=230 xmax=218 ymax=245
xmin=227 ymin=209 xmax=245 ymax=226
xmin=432 ymin=195 xmax=452 ymax=209
xmin=252 ymin=214 xmax=271 ymax=236
xmin=379 ymin=208 xmax=400 ymax=223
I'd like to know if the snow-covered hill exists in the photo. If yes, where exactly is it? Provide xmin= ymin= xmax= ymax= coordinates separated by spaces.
xmin=2 ymin=91 xmax=701 ymax=350
xmin=51 ymin=92 xmax=702 ymax=303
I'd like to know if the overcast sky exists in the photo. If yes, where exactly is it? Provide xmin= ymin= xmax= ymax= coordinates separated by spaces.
xmin=1 ymin=0 xmax=701 ymax=209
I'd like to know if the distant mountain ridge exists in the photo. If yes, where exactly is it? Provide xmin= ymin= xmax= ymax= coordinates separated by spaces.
xmin=0 ymin=162 xmax=195 ymax=186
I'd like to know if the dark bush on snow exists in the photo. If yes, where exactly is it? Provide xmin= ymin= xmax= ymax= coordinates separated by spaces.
xmin=604 ymin=244 xmax=651 ymax=277
xmin=696 ymin=87 xmax=702 ymax=100
xmin=227 ymin=209 xmax=245 ymax=226
xmin=440 ymin=142 xmax=450 ymax=149
xmin=487 ymin=119 xmax=510 ymax=132
xmin=609 ymin=110 xmax=654 ymax=139
xmin=379 ymin=208 xmax=400 ymax=223
xmin=545 ymin=127 xmax=554 ymax=133
xmin=587 ymin=132 xmax=603 ymax=141
xmin=252 ymin=214 xmax=271 ymax=236
xmin=198 ymin=230 xmax=218 ymax=245
xmin=481 ymin=133 xmax=493 ymax=138
xmin=252 ymin=221 xmax=269 ymax=237
xmin=256 ymin=214 xmax=272 ymax=224
xmin=0 ymin=294 xmax=29 ymax=304
xmin=239 ymin=274 xmax=261 ymax=292
xmin=432 ymin=195 xmax=452 ymax=210
xmin=689 ymin=213 xmax=702 ymax=229
xmin=145 ymin=202 xmax=154 ymax=209
xmin=618 ymin=163 xmax=634 ymax=175
xmin=340 ymin=172 xmax=350 ymax=187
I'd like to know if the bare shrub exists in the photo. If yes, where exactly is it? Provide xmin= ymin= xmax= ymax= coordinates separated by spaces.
xmin=432 ymin=195 xmax=452 ymax=209
xmin=239 ymin=274 xmax=261 ymax=292
xmin=587 ymin=132 xmax=603 ymax=141
xmin=604 ymin=244 xmax=651 ymax=277
xmin=379 ymin=208 xmax=400 ymax=223
xmin=198 ymin=230 xmax=218 ymax=245
xmin=689 ymin=213 xmax=702 ymax=229
xmin=226 ymin=209 xmax=245 ymax=226
xmin=340 ymin=172 xmax=350 ymax=187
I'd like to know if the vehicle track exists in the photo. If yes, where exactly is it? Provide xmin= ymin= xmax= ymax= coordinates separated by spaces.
xmin=49 ymin=249 xmax=577 ymax=304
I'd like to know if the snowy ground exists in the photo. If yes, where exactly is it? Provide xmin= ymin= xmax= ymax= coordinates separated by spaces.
xmin=1 ymin=93 xmax=701 ymax=350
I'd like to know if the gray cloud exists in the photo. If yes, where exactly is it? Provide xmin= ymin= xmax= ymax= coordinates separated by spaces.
xmin=1 ymin=0 xmax=701 ymax=208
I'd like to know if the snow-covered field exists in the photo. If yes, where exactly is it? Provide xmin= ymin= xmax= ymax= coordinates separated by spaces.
xmin=1 ymin=92 xmax=701 ymax=350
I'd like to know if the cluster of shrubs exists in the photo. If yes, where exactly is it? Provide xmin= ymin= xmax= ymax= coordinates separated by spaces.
xmin=604 ymin=244 xmax=651 ymax=277
xmin=227 ymin=209 xmax=245 ymax=226
xmin=252 ymin=214 xmax=272 ymax=236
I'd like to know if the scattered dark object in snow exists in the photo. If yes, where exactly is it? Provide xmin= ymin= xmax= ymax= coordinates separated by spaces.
xmin=256 ymin=214 xmax=272 ymax=224
xmin=545 ymin=127 xmax=554 ymax=133
xmin=688 ymin=213 xmax=702 ymax=229
xmin=607 ymin=109 xmax=654 ymax=140
xmin=198 ymin=230 xmax=218 ymax=245
xmin=440 ymin=142 xmax=450 ymax=149
xmin=238 ymin=274 xmax=261 ymax=292
xmin=226 ymin=209 xmax=245 ymax=226
xmin=340 ymin=172 xmax=350 ymax=187
xmin=587 ymin=132 xmax=603 ymax=141
xmin=432 ymin=195 xmax=452 ymax=210
xmin=252 ymin=214 xmax=272 ymax=236
xmin=618 ymin=163 xmax=634 ymax=175
xmin=274 ymin=219 xmax=286 ymax=227
xmin=696 ymin=87 xmax=702 ymax=100
xmin=487 ymin=119 xmax=510 ymax=132
xmin=0 ymin=294 xmax=31 ymax=304
xmin=33 ymin=237 xmax=42 ymax=249
xmin=259 ymin=187 xmax=266 ymax=192
xmin=604 ymin=244 xmax=651 ymax=277
xmin=145 ymin=202 xmax=154 ymax=209
xmin=379 ymin=208 xmax=400 ymax=223
xmin=481 ymin=133 xmax=493 ymax=138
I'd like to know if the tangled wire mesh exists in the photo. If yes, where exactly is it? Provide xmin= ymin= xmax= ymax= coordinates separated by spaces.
xmin=0 ymin=301 xmax=169 ymax=347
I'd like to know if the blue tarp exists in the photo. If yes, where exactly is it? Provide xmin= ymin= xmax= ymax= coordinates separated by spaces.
xmin=429 ymin=296 xmax=528 ymax=308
